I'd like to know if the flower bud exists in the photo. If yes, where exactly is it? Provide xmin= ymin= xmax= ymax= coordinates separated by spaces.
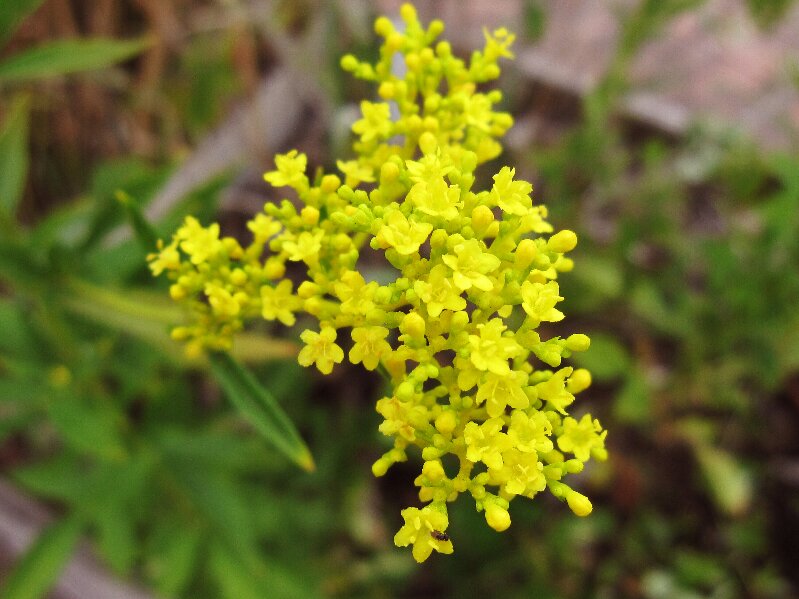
xmin=429 ymin=228 xmax=448 ymax=249
xmin=514 ymin=238 xmax=537 ymax=267
xmin=380 ymin=161 xmax=400 ymax=182
xmin=372 ymin=457 xmax=390 ymax=477
xmin=565 ymin=334 xmax=590 ymax=352
xmin=567 ymin=369 xmax=592 ymax=394
xmin=435 ymin=410 xmax=457 ymax=435
xmin=450 ymin=311 xmax=469 ymax=330
xmin=422 ymin=459 xmax=446 ymax=482
xmin=400 ymin=311 xmax=426 ymax=339
xmin=301 ymin=206 xmax=320 ymax=226
xmin=566 ymin=490 xmax=593 ymax=517
xmin=547 ymin=230 xmax=578 ymax=253
xmin=419 ymin=131 xmax=438 ymax=155
xmin=169 ymin=284 xmax=186 ymax=300
xmin=485 ymin=503 xmax=511 ymax=532
xmin=263 ymin=259 xmax=285 ymax=279
xmin=320 ymin=174 xmax=341 ymax=193
xmin=374 ymin=16 xmax=394 ymax=36
xmin=396 ymin=381 xmax=415 ymax=401
xmin=297 ymin=281 xmax=319 ymax=299
xmin=340 ymin=54 xmax=358 ymax=72
xmin=471 ymin=205 xmax=494 ymax=233
xmin=400 ymin=3 xmax=417 ymax=22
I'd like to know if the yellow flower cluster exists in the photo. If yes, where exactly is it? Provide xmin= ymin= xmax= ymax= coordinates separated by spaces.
xmin=148 ymin=3 xmax=607 ymax=562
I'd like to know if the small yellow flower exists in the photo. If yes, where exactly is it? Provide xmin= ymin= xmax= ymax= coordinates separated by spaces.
xmin=282 ymin=231 xmax=324 ymax=263
xmin=521 ymin=280 xmax=564 ymax=324
xmin=352 ymin=101 xmax=393 ymax=144
xmin=413 ymin=264 xmax=466 ymax=317
xmin=535 ymin=368 xmax=575 ymax=414
xmin=260 ymin=280 xmax=297 ymax=326
xmin=507 ymin=410 xmax=553 ymax=454
xmin=408 ymin=178 xmax=462 ymax=220
xmin=490 ymin=166 xmax=532 ymax=216
xmin=394 ymin=506 xmax=453 ymax=563
xmin=205 ymin=283 xmax=240 ymax=318
xmin=148 ymin=240 xmax=181 ymax=275
xmin=176 ymin=217 xmax=223 ymax=265
xmin=442 ymin=239 xmax=501 ymax=291
xmin=247 ymin=213 xmax=282 ymax=243
xmin=376 ymin=396 xmax=427 ymax=442
xmin=405 ymin=152 xmax=454 ymax=184
xmin=468 ymin=319 xmax=522 ymax=375
xmin=483 ymin=27 xmax=516 ymax=61
xmin=490 ymin=449 xmax=545 ymax=497
xmin=377 ymin=208 xmax=433 ymax=255
xmin=264 ymin=150 xmax=308 ymax=189
xmin=298 ymin=325 xmax=344 ymax=374
xmin=476 ymin=371 xmax=530 ymax=418
xmin=334 ymin=270 xmax=376 ymax=315
xmin=557 ymin=414 xmax=607 ymax=462
xmin=337 ymin=159 xmax=376 ymax=187
xmin=464 ymin=418 xmax=510 ymax=470
xmin=350 ymin=326 xmax=391 ymax=370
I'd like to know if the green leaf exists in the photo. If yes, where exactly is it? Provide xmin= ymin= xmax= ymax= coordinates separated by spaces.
xmin=115 ymin=190 xmax=159 ymax=251
xmin=630 ymin=281 xmax=689 ymax=336
xmin=208 ymin=543 xmax=265 ymax=599
xmin=166 ymin=467 xmax=255 ymax=553
xmin=150 ymin=525 xmax=202 ymax=598
xmin=0 ymin=0 xmax=46 ymax=48
xmin=0 ymin=37 xmax=151 ymax=83
xmin=95 ymin=507 xmax=136 ymax=575
xmin=209 ymin=353 xmax=315 ymax=471
xmin=0 ymin=297 xmax=40 ymax=359
xmin=28 ymin=196 xmax=95 ymax=250
xmin=523 ymin=0 xmax=546 ymax=42
xmin=13 ymin=456 xmax=85 ymax=503
xmin=571 ymin=333 xmax=630 ymax=382
xmin=613 ymin=368 xmax=652 ymax=424
xmin=0 ymin=95 xmax=30 ymax=221
xmin=1 ymin=515 xmax=83 ymax=599
xmin=694 ymin=444 xmax=753 ymax=517
xmin=59 ymin=281 xmax=298 ymax=365
xmin=0 ymin=236 xmax=47 ymax=289
xmin=46 ymin=391 xmax=126 ymax=461
xmin=208 ymin=543 xmax=317 ymax=599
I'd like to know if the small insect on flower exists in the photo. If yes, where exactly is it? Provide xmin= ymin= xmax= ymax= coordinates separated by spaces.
xmin=430 ymin=530 xmax=450 ymax=542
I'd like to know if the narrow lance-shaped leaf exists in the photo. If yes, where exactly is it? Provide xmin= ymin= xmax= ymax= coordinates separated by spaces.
xmin=59 ymin=280 xmax=298 ymax=365
xmin=209 ymin=352 xmax=315 ymax=472
xmin=115 ymin=190 xmax=159 ymax=250
xmin=1 ymin=515 xmax=83 ymax=599
xmin=0 ymin=0 xmax=46 ymax=48
xmin=0 ymin=94 xmax=30 ymax=221
xmin=0 ymin=37 xmax=151 ymax=83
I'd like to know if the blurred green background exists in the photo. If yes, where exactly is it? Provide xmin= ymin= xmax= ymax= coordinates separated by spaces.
xmin=1 ymin=1 xmax=798 ymax=597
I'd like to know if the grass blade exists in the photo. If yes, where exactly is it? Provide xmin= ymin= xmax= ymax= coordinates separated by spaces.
xmin=1 ymin=515 xmax=83 ymax=599
xmin=0 ymin=95 xmax=29 ymax=222
xmin=0 ymin=37 xmax=150 ymax=83
xmin=0 ymin=0 xmax=46 ymax=48
xmin=115 ymin=190 xmax=159 ymax=250
xmin=209 ymin=352 xmax=315 ymax=472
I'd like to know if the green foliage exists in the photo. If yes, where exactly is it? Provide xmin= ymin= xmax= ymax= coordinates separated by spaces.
xmin=1 ymin=0 xmax=797 ymax=597
xmin=0 ymin=515 xmax=84 ymax=599
xmin=0 ymin=95 xmax=29 ymax=224
xmin=0 ymin=37 xmax=151 ymax=83
xmin=0 ymin=0 xmax=46 ymax=48
xmin=209 ymin=352 xmax=315 ymax=471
